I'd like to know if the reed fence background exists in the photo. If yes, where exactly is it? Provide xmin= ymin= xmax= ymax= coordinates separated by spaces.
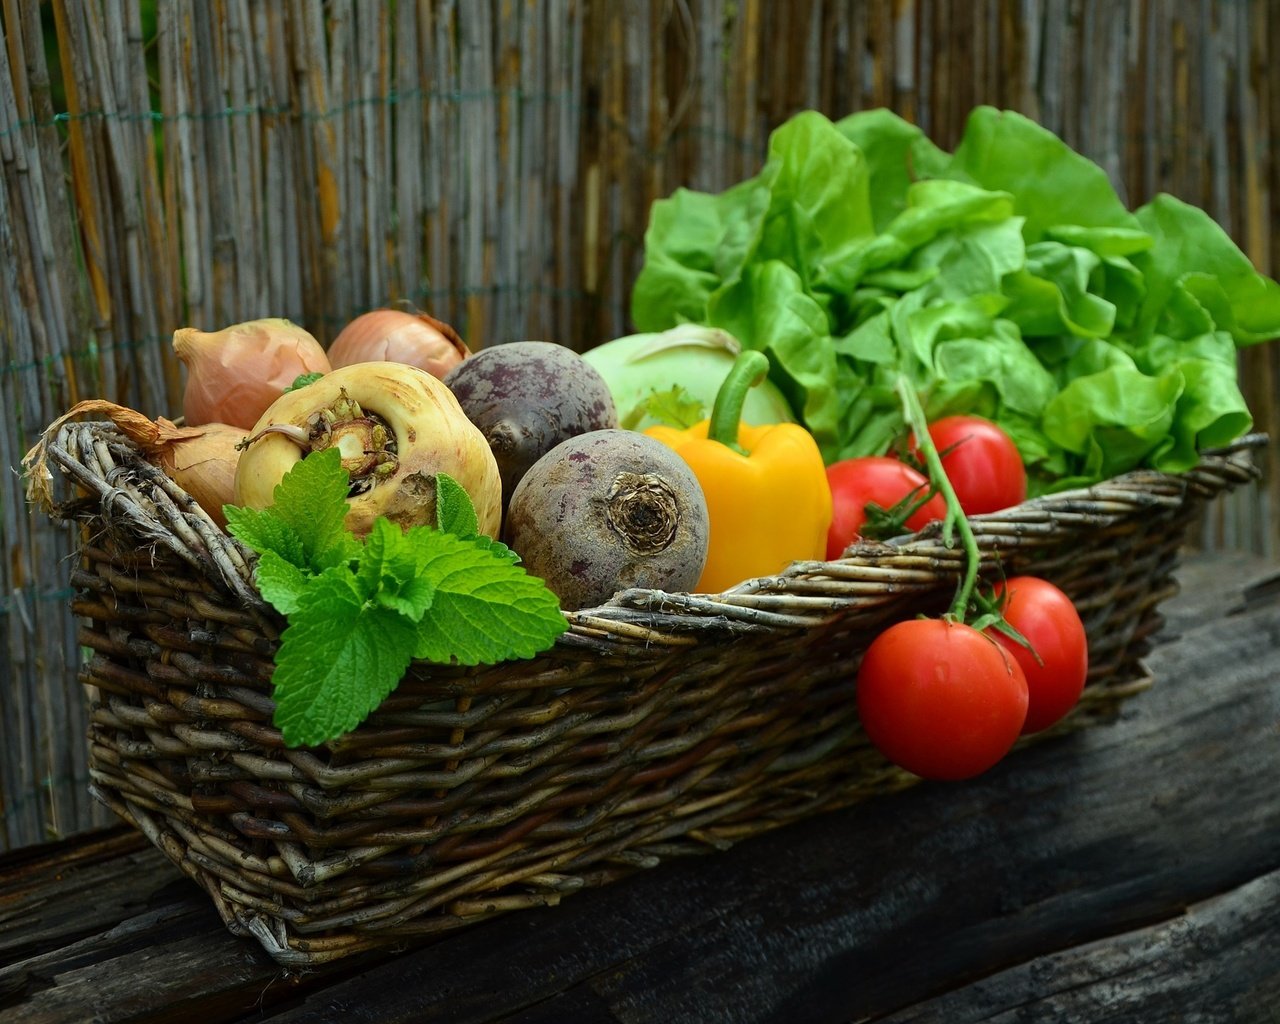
xmin=1 ymin=0 xmax=1277 ymax=852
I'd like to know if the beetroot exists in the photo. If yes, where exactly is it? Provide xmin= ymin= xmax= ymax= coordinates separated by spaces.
xmin=503 ymin=429 xmax=709 ymax=611
xmin=444 ymin=341 xmax=617 ymax=509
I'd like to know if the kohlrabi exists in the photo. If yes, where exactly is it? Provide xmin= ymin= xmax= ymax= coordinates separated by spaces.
xmin=583 ymin=325 xmax=797 ymax=432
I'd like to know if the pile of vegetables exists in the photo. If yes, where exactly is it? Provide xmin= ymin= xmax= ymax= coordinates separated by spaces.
xmin=24 ymin=310 xmax=718 ymax=750
xmin=603 ymin=105 xmax=1280 ymax=782
xmin=23 ymin=106 xmax=1280 ymax=785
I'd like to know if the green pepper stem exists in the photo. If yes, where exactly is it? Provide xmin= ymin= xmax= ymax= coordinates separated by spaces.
xmin=708 ymin=350 xmax=770 ymax=455
xmin=894 ymin=377 xmax=981 ymax=620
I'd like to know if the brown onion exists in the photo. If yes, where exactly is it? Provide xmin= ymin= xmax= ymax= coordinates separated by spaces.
xmin=23 ymin=400 xmax=244 ymax=528
xmin=327 ymin=308 xmax=470 ymax=378
xmin=173 ymin=318 xmax=331 ymax=430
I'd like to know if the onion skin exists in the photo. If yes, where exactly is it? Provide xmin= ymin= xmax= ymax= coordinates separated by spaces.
xmin=234 ymin=362 xmax=501 ymax=538
xmin=21 ymin=400 xmax=243 ymax=527
xmin=174 ymin=318 xmax=332 ymax=430
xmin=327 ymin=308 xmax=470 ymax=379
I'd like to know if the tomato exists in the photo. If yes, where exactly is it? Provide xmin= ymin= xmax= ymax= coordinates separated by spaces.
xmin=987 ymin=576 xmax=1089 ymax=734
xmin=856 ymin=618 xmax=1029 ymax=780
xmin=825 ymin=456 xmax=947 ymax=559
xmin=912 ymin=415 xmax=1026 ymax=516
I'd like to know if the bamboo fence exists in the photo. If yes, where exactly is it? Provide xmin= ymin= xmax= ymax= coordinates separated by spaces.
xmin=1 ymin=0 xmax=1277 ymax=852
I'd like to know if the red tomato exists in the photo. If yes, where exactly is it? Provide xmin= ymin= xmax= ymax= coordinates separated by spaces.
xmin=912 ymin=415 xmax=1027 ymax=516
xmin=825 ymin=456 xmax=947 ymax=559
xmin=856 ymin=618 xmax=1029 ymax=780
xmin=987 ymin=576 xmax=1089 ymax=734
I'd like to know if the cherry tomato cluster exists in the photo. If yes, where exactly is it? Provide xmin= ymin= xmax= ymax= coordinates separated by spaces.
xmin=831 ymin=413 xmax=1091 ymax=781
xmin=855 ymin=576 xmax=1089 ymax=780
xmin=825 ymin=414 xmax=1026 ymax=557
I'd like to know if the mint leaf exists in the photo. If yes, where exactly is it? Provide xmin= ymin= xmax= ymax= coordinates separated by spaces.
xmin=471 ymin=535 xmax=521 ymax=565
xmin=409 ymin=531 xmax=568 ymax=665
xmin=226 ymin=448 xmax=358 ymax=571
xmin=458 ymin=525 xmax=521 ymax=565
xmin=253 ymin=549 xmax=313 ymax=615
xmin=267 ymin=448 xmax=359 ymax=568
xmin=224 ymin=504 xmax=307 ymax=567
xmin=435 ymin=472 xmax=479 ymax=538
xmin=377 ymin=580 xmax=436 ymax=620
xmin=358 ymin=519 xmax=435 ymax=622
xmin=269 ymin=572 xmax=418 ymax=748
xmin=429 ymin=480 xmax=519 ymax=563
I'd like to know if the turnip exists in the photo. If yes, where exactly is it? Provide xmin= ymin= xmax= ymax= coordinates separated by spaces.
xmin=504 ymin=429 xmax=710 ymax=611
xmin=233 ymin=362 xmax=502 ymax=538
xmin=443 ymin=341 xmax=617 ymax=508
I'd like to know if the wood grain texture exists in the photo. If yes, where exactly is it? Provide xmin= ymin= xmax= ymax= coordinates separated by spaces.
xmin=0 ymin=550 xmax=1276 ymax=1023
xmin=0 ymin=0 xmax=1277 ymax=857
xmin=880 ymin=869 xmax=1280 ymax=1023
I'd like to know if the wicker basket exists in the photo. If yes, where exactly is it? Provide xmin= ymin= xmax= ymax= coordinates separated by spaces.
xmin=30 ymin=419 xmax=1264 ymax=965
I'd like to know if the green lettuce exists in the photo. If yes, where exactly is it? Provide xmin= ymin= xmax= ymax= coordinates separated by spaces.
xmin=630 ymin=105 xmax=1280 ymax=490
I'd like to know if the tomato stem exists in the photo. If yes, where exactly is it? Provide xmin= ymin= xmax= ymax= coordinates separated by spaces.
xmin=894 ymin=377 xmax=981 ymax=619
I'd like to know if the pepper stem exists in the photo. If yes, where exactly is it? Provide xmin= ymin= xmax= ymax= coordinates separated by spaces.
xmin=894 ymin=377 xmax=982 ymax=619
xmin=708 ymin=350 xmax=770 ymax=455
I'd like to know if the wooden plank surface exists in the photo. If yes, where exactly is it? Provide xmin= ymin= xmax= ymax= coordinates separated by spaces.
xmin=1 ymin=549 xmax=1278 ymax=1022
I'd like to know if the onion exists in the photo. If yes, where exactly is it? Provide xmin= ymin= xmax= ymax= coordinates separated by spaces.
xmin=23 ymin=400 xmax=244 ymax=528
xmin=173 ymin=318 xmax=332 ymax=430
xmin=327 ymin=307 xmax=470 ymax=378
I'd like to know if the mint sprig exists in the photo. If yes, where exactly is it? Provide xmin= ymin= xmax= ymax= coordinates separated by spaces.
xmin=271 ymin=570 xmax=420 ymax=747
xmin=224 ymin=449 xmax=567 ymax=747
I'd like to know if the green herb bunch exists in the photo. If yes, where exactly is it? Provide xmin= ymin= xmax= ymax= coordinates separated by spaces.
xmin=224 ymin=448 xmax=567 ymax=748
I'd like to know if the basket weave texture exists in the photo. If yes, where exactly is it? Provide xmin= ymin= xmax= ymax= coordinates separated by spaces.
xmin=34 ymin=419 xmax=1263 ymax=965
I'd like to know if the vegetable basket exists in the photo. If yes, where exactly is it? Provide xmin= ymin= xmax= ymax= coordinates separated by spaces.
xmin=28 ymin=419 xmax=1265 ymax=966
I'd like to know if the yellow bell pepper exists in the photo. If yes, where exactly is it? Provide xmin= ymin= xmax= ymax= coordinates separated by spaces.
xmin=645 ymin=351 xmax=832 ymax=594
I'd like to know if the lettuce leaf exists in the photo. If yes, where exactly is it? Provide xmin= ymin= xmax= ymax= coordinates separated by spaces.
xmin=709 ymin=260 xmax=841 ymax=451
xmin=943 ymin=106 xmax=1141 ymax=243
xmin=1132 ymin=193 xmax=1280 ymax=346
xmin=834 ymin=108 xmax=950 ymax=230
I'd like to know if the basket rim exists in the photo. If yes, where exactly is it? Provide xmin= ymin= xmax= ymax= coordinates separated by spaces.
xmin=29 ymin=420 xmax=1267 ymax=645
xmin=578 ymin=431 xmax=1266 ymax=629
